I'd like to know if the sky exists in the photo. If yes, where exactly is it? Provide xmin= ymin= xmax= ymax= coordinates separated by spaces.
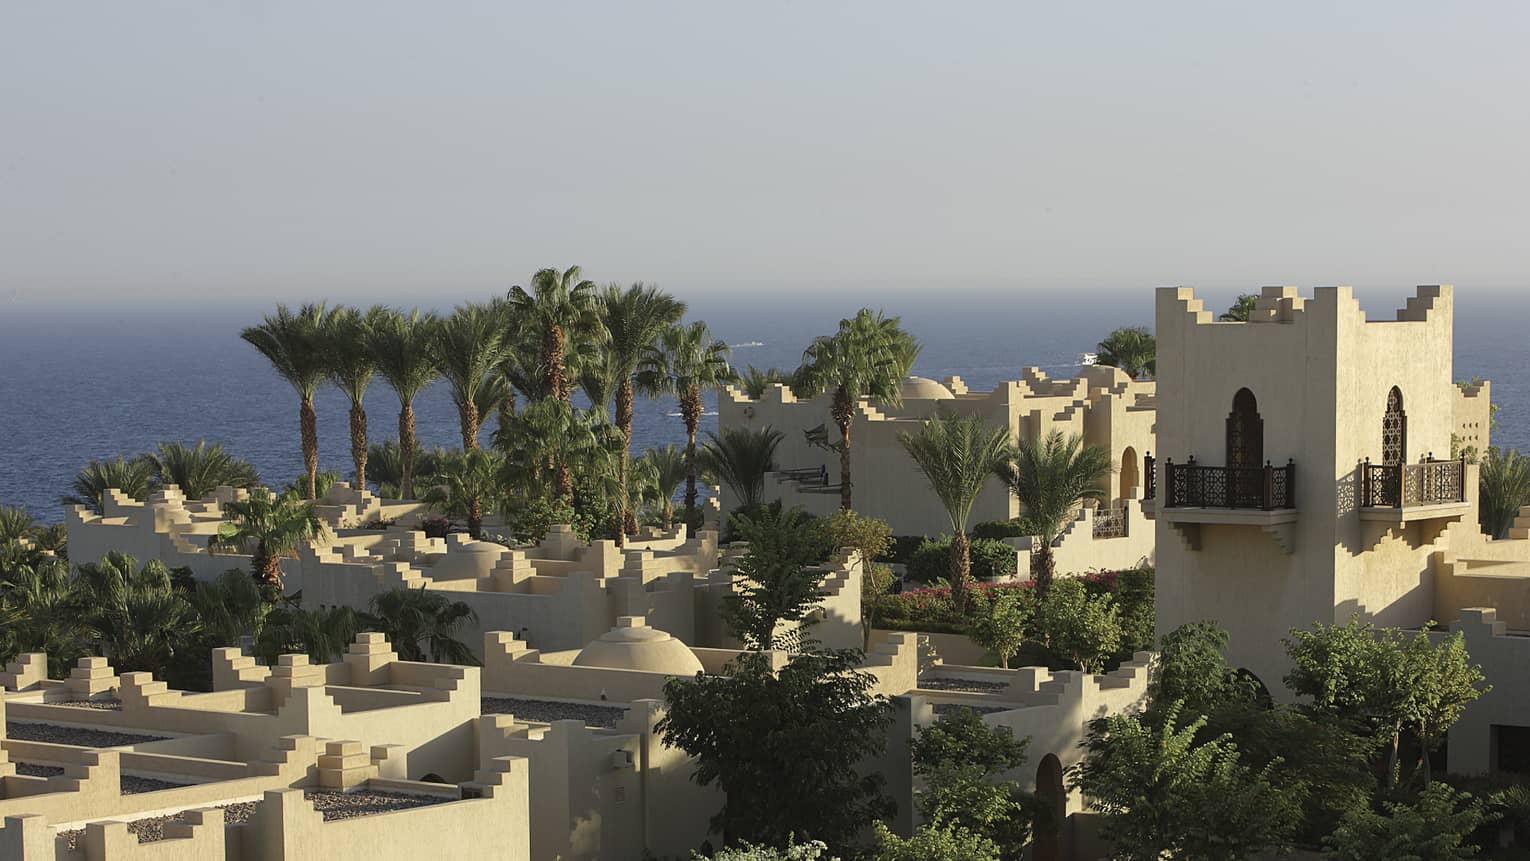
xmin=3 ymin=2 xmax=1529 ymax=309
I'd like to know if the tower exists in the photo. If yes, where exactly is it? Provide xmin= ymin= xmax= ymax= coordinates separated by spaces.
xmin=1149 ymin=285 xmax=1472 ymax=690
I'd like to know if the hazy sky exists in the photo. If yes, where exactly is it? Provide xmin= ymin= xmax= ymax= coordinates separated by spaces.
xmin=3 ymin=2 xmax=1529 ymax=307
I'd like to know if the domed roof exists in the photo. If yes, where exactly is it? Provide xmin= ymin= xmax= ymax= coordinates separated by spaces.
xmin=900 ymin=376 xmax=954 ymax=400
xmin=573 ymin=617 xmax=705 ymax=675
xmin=427 ymin=535 xmax=505 ymax=581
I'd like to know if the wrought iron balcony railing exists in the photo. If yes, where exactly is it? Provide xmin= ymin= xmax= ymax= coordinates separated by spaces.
xmin=1145 ymin=456 xmax=1295 ymax=510
xmin=1360 ymin=457 xmax=1466 ymax=508
xmin=1092 ymin=506 xmax=1127 ymax=539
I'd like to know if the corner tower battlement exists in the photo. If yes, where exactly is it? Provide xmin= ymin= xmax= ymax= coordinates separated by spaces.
xmin=1160 ymin=284 xmax=1453 ymax=328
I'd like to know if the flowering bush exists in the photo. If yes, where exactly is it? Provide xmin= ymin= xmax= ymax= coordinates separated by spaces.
xmin=876 ymin=567 xmax=1154 ymax=659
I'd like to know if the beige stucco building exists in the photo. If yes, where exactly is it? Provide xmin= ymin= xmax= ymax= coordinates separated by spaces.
xmin=718 ymin=368 xmax=1157 ymax=574
xmin=1148 ymin=284 xmax=1530 ymax=776
xmin=18 ymin=476 xmax=1161 ymax=859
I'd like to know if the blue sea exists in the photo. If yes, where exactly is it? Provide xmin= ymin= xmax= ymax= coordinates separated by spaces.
xmin=1 ymin=288 xmax=1524 ymax=523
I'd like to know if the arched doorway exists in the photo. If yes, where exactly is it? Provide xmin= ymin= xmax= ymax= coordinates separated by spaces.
xmin=1120 ymin=446 xmax=1139 ymax=501
xmin=1227 ymin=388 xmax=1263 ymax=506
xmin=1227 ymin=388 xmax=1263 ymax=468
xmin=1383 ymin=387 xmax=1407 ymax=465
xmin=1033 ymin=753 xmax=1066 ymax=861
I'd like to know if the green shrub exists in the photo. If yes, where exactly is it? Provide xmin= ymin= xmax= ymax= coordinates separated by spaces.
xmin=907 ymin=537 xmax=1017 ymax=584
xmin=972 ymin=519 xmax=1027 ymax=541
xmin=1112 ymin=566 xmax=1155 ymax=653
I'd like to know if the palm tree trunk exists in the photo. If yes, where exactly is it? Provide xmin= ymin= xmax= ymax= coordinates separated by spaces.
xmin=399 ymin=402 xmax=417 ymax=499
xmin=458 ymin=401 xmax=480 ymax=450
xmin=951 ymin=531 xmax=971 ymax=612
xmin=349 ymin=400 xmax=368 ymax=491
xmin=468 ymin=496 xmax=482 ymax=540
xmin=545 ymin=325 xmax=566 ymax=402
xmin=300 ymin=396 xmax=319 ymax=500
xmin=555 ymin=460 xmax=574 ymax=501
xmin=617 ymin=379 xmax=637 ymax=536
xmin=833 ymin=386 xmax=854 ymax=511
xmin=253 ymin=543 xmax=283 ymax=589
xmin=1034 ymin=542 xmax=1056 ymax=599
xmin=681 ymin=386 xmax=703 ymax=527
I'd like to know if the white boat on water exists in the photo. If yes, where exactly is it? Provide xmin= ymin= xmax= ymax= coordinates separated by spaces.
xmin=1078 ymin=352 xmax=1099 ymax=366
xmin=733 ymin=341 xmax=765 ymax=348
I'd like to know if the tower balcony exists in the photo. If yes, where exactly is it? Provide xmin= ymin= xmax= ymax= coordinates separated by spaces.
xmin=1358 ymin=456 xmax=1471 ymax=549
xmin=1142 ymin=455 xmax=1297 ymax=553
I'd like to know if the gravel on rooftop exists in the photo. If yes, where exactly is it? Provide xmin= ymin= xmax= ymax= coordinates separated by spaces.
xmin=918 ymin=677 xmax=1008 ymax=693
xmin=481 ymin=696 xmax=627 ymax=728
xmin=5 ymin=721 xmax=168 ymax=747
xmin=53 ymin=698 xmax=124 ymax=711
xmin=122 ymin=775 xmax=189 ymax=794
xmin=56 ymin=790 xmax=445 ymax=848
xmin=14 ymin=762 xmax=64 ymax=778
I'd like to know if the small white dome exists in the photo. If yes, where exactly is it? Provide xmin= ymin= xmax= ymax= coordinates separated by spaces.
xmin=573 ymin=617 xmax=705 ymax=675
xmin=900 ymin=376 xmax=954 ymax=400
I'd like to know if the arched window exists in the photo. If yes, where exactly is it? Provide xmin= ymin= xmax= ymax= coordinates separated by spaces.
xmin=1226 ymin=388 xmax=1263 ymax=468
xmin=1120 ymin=446 xmax=1140 ymax=500
xmin=1383 ymin=387 xmax=1407 ymax=465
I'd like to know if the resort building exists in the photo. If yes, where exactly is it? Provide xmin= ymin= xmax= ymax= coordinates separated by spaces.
xmin=24 ymin=480 xmax=1159 ymax=858
xmin=1148 ymin=284 xmax=1530 ymax=775
xmin=717 ymin=368 xmax=1157 ymax=574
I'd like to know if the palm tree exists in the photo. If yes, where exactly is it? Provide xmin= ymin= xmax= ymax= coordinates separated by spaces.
xmin=701 ymin=426 xmax=785 ymax=511
xmin=639 ymin=322 xmax=736 ymax=527
xmin=597 ymin=284 xmax=688 ymax=533
xmin=508 ymin=266 xmax=600 ymax=403
xmin=495 ymin=399 xmax=619 ymax=505
xmin=431 ymin=303 xmax=513 ymax=450
xmin=797 ymin=309 xmax=920 ymax=511
xmin=257 ymin=603 xmax=367 ymax=664
xmin=421 ymin=449 xmax=503 ymax=540
xmin=898 ymin=414 xmax=1011 ymax=611
xmin=739 ymin=366 xmax=789 ymax=399
xmin=146 ymin=441 xmax=260 ymax=499
xmin=325 ymin=307 xmax=378 ymax=489
xmin=62 ymin=456 xmax=155 ymax=513
xmin=995 ymin=430 xmax=1112 ymax=598
xmin=365 ymin=307 xmax=439 ymax=499
xmin=1479 ymin=446 xmax=1530 ymax=538
xmin=242 ymin=304 xmax=334 ymax=499
xmin=368 ymin=586 xmax=479 ymax=664
xmin=0 ymin=505 xmax=34 ymax=546
xmin=73 ymin=553 xmax=199 ymax=675
xmin=636 ymin=445 xmax=688 ymax=528
xmin=367 ymin=440 xmax=450 ymax=499
xmin=1095 ymin=326 xmax=1156 ymax=380
xmin=0 ymin=558 xmax=90 ymax=675
xmin=184 ymin=569 xmax=273 ymax=647
xmin=211 ymin=488 xmax=325 ymax=589
xmin=1220 ymin=294 xmax=1259 ymax=322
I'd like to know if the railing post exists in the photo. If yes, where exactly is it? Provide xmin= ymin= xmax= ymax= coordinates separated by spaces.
xmin=1459 ymin=453 xmax=1468 ymax=503
xmin=1164 ymin=458 xmax=1174 ymax=508
xmin=1144 ymin=452 xmax=1155 ymax=500
xmin=1262 ymin=460 xmax=1273 ymax=511
xmin=1362 ymin=457 xmax=1371 ymax=508
xmin=1286 ymin=459 xmax=1296 ymax=508
xmin=1396 ymin=460 xmax=1406 ymax=507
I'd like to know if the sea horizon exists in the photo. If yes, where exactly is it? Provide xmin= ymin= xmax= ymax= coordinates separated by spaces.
xmin=3 ymin=285 xmax=1522 ymax=523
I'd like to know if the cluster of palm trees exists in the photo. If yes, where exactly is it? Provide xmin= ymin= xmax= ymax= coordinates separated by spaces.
xmin=0 ymin=523 xmax=479 ymax=688
xmin=900 ymin=417 xmax=1111 ymax=608
xmin=63 ymin=441 xmax=260 ymax=513
xmin=242 ymin=269 xmax=738 ymax=544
